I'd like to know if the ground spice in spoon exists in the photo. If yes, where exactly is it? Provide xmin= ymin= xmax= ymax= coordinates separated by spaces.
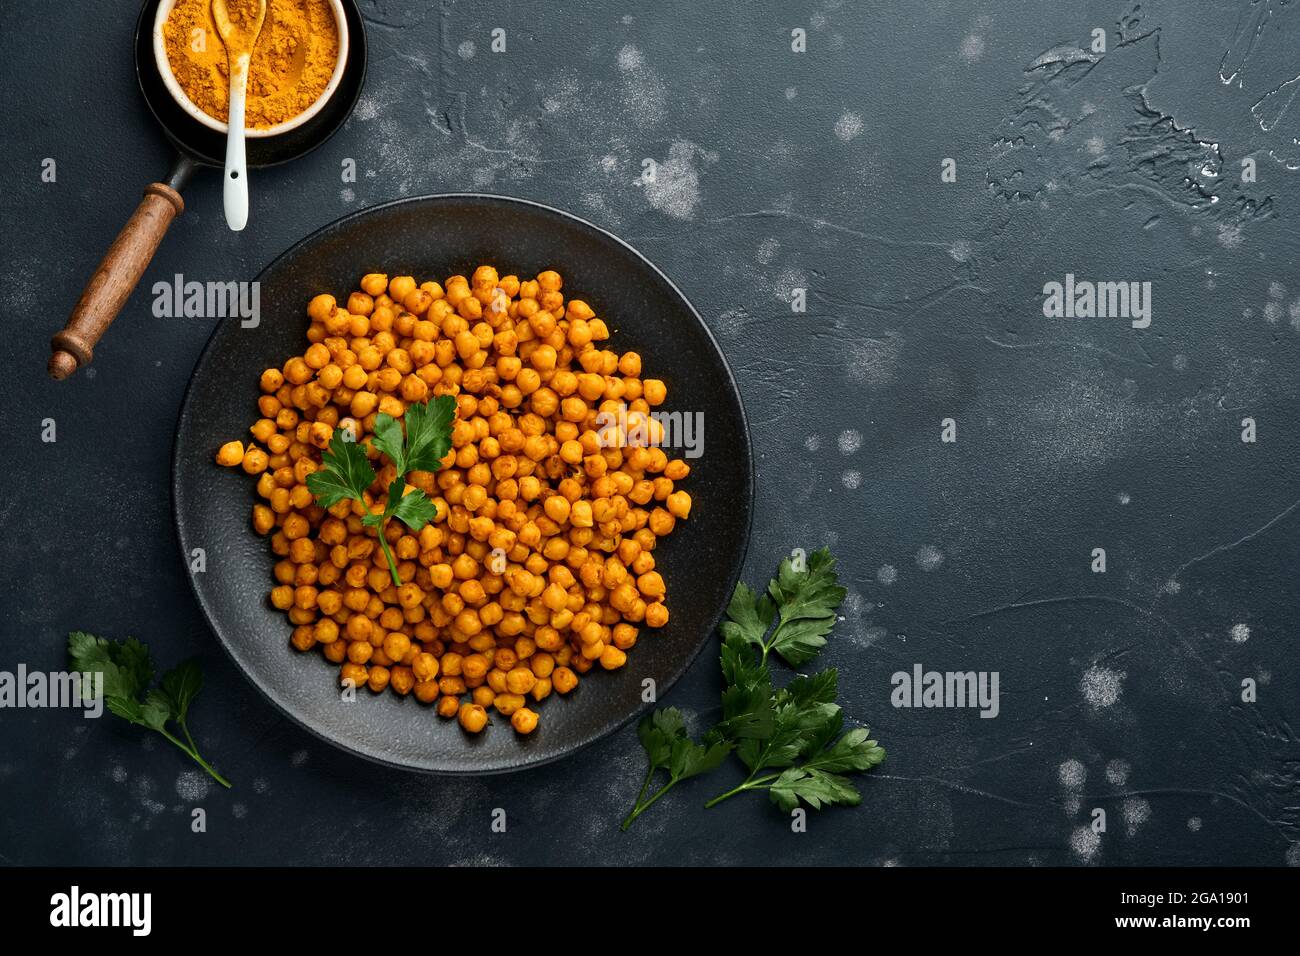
xmin=163 ymin=0 xmax=340 ymax=129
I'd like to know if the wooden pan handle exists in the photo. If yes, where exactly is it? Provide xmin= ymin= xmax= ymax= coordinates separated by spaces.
xmin=50 ymin=183 xmax=185 ymax=380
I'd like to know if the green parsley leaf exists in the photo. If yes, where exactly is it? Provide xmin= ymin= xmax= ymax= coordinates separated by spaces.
xmin=669 ymin=733 xmax=732 ymax=781
xmin=371 ymin=412 xmax=409 ymax=476
xmin=306 ymin=430 xmax=376 ymax=509
xmin=802 ymin=727 xmax=887 ymax=774
xmin=385 ymin=477 xmax=441 ymax=530
xmin=636 ymin=707 xmax=688 ymax=769
xmin=715 ymin=633 xmax=775 ymax=740
xmin=68 ymin=632 xmax=231 ymax=789
xmin=769 ymin=766 xmax=863 ymax=812
xmin=69 ymin=631 xmax=154 ymax=703
xmin=141 ymin=690 xmax=175 ymax=732
xmin=160 ymin=659 xmax=203 ymax=723
xmin=719 ymin=581 xmax=776 ymax=652
xmin=764 ymin=547 xmax=846 ymax=667
xmin=402 ymin=394 xmax=457 ymax=473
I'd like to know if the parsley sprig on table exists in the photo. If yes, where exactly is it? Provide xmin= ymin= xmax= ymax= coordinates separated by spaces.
xmin=68 ymin=631 xmax=231 ymax=788
xmin=307 ymin=395 xmax=456 ymax=586
xmin=621 ymin=547 xmax=886 ymax=828
xmin=619 ymin=709 xmax=731 ymax=830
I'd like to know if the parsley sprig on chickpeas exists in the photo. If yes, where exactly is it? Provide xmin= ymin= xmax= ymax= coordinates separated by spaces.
xmin=216 ymin=266 xmax=694 ymax=736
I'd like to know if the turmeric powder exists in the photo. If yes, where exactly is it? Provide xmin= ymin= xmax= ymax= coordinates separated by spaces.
xmin=163 ymin=0 xmax=340 ymax=130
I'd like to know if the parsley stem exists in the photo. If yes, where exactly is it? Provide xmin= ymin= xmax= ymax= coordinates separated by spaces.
xmin=159 ymin=728 xmax=232 ymax=789
xmin=703 ymin=772 xmax=780 ymax=809
xmin=621 ymin=777 xmax=678 ymax=830
xmin=376 ymin=524 xmax=402 ymax=587
xmin=633 ymin=765 xmax=654 ymax=809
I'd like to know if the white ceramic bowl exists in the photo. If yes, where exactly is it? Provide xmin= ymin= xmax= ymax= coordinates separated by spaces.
xmin=153 ymin=0 xmax=349 ymax=138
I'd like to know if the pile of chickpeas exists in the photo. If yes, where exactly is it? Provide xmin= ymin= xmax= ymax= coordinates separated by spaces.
xmin=215 ymin=267 xmax=692 ymax=736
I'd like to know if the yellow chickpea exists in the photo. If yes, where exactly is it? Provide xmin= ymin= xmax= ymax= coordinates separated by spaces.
xmin=505 ymin=667 xmax=537 ymax=695
xmin=367 ymin=666 xmax=391 ymax=693
xmin=216 ymin=441 xmax=244 ymax=466
xmin=511 ymin=708 xmax=539 ymax=734
xmin=645 ymin=602 xmax=669 ymax=628
xmin=390 ymin=666 xmax=415 ymax=696
xmin=412 ymin=652 xmax=440 ymax=682
xmin=493 ymin=693 xmax=525 ymax=716
xmin=666 ymin=491 xmax=692 ymax=519
xmin=552 ymin=666 xmax=578 ymax=694
xmin=458 ymin=702 xmax=489 ymax=733
xmin=307 ymin=294 xmax=336 ymax=321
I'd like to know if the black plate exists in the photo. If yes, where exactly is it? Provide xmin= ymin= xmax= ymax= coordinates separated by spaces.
xmin=172 ymin=194 xmax=754 ymax=773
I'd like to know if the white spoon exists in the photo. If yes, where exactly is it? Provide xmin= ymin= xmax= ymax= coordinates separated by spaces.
xmin=212 ymin=0 xmax=268 ymax=232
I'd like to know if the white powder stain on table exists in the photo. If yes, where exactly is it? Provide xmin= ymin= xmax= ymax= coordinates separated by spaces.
xmin=1058 ymin=758 xmax=1087 ymax=790
xmin=959 ymin=34 xmax=986 ymax=63
xmin=845 ymin=333 xmax=902 ymax=387
xmin=645 ymin=141 xmax=702 ymax=220
xmin=1080 ymin=665 xmax=1125 ymax=708
xmin=351 ymin=95 xmax=381 ymax=121
xmin=804 ymin=434 xmax=821 ymax=452
xmin=175 ymin=769 xmax=211 ymax=803
xmin=915 ymin=544 xmax=944 ymax=571
xmin=837 ymin=429 xmax=862 ymax=455
xmin=617 ymin=44 xmax=667 ymax=130
xmin=1104 ymin=759 xmax=1130 ymax=787
xmin=617 ymin=45 xmax=644 ymax=70
xmin=833 ymin=110 xmax=864 ymax=142
xmin=1217 ymin=222 xmax=1245 ymax=248
xmin=1070 ymin=825 xmax=1101 ymax=862
xmin=773 ymin=265 xmax=808 ymax=305
xmin=860 ymin=625 xmax=888 ymax=647
xmin=876 ymin=564 xmax=897 ymax=585
xmin=841 ymin=470 xmax=862 ymax=490
xmin=1122 ymin=797 xmax=1151 ymax=837
xmin=1229 ymin=623 xmax=1251 ymax=643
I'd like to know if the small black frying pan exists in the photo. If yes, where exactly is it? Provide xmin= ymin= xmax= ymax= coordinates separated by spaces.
xmin=48 ymin=0 xmax=367 ymax=380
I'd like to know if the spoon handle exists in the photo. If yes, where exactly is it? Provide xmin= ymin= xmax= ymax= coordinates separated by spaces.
xmin=223 ymin=54 xmax=251 ymax=232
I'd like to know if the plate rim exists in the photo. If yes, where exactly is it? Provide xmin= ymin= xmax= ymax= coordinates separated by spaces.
xmin=171 ymin=192 xmax=755 ymax=775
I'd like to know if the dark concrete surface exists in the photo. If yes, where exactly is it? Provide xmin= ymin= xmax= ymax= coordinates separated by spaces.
xmin=1 ymin=0 xmax=1299 ymax=865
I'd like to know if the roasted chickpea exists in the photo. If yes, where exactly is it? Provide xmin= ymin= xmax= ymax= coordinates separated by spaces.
xmin=511 ymin=707 xmax=539 ymax=734
xmin=458 ymin=702 xmax=489 ymax=733
xmin=216 ymin=440 xmax=244 ymax=466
